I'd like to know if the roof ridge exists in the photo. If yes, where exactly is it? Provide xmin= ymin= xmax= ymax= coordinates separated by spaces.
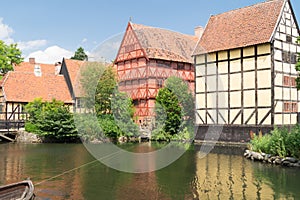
xmin=211 ymin=0 xmax=284 ymax=18
xmin=131 ymin=22 xmax=197 ymax=38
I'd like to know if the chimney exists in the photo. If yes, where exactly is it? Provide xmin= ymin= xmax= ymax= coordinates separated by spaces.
xmin=194 ymin=26 xmax=204 ymax=38
xmin=29 ymin=57 xmax=35 ymax=64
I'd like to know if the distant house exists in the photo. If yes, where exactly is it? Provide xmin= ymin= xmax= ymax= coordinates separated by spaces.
xmin=0 ymin=58 xmax=72 ymax=124
xmin=115 ymin=22 xmax=200 ymax=126
xmin=193 ymin=0 xmax=300 ymax=142
xmin=59 ymin=58 xmax=85 ymax=112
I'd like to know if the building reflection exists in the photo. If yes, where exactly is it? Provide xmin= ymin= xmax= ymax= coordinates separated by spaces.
xmin=193 ymin=147 xmax=274 ymax=199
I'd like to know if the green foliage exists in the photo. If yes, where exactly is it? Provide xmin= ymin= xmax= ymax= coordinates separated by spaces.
xmin=250 ymin=134 xmax=271 ymax=153
xmin=98 ymin=115 xmax=122 ymax=139
xmin=95 ymin=66 xmax=118 ymax=116
xmin=79 ymin=62 xmax=106 ymax=110
xmin=155 ymin=87 xmax=182 ymax=135
xmin=25 ymin=122 xmax=38 ymax=133
xmin=111 ymin=91 xmax=139 ymax=137
xmin=286 ymin=125 xmax=300 ymax=158
xmin=25 ymin=98 xmax=77 ymax=141
xmin=164 ymin=76 xmax=194 ymax=123
xmin=74 ymin=113 xmax=103 ymax=142
xmin=0 ymin=40 xmax=23 ymax=74
xmin=269 ymin=127 xmax=288 ymax=157
xmin=154 ymin=76 xmax=194 ymax=139
xmin=71 ymin=46 xmax=88 ymax=61
xmin=250 ymin=126 xmax=300 ymax=159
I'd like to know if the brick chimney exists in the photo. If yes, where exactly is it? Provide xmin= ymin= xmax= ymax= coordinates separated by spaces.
xmin=194 ymin=26 xmax=204 ymax=38
xmin=29 ymin=57 xmax=35 ymax=64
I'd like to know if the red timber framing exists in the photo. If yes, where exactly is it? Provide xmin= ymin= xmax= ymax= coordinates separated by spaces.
xmin=115 ymin=22 xmax=195 ymax=125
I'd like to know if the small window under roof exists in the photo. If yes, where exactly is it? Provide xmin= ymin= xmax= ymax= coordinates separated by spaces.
xmin=34 ymin=65 xmax=42 ymax=77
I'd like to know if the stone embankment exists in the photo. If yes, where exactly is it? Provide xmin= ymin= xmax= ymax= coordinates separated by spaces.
xmin=16 ymin=130 xmax=42 ymax=143
xmin=244 ymin=150 xmax=300 ymax=168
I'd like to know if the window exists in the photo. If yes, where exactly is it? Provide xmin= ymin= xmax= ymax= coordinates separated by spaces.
xmin=283 ymin=76 xmax=290 ymax=86
xmin=291 ymin=53 xmax=297 ymax=64
xmin=283 ymin=76 xmax=297 ymax=87
xmin=286 ymin=35 xmax=293 ymax=43
xmin=76 ymin=99 xmax=82 ymax=108
xmin=283 ymin=102 xmax=298 ymax=112
xmin=177 ymin=63 xmax=184 ymax=70
xmin=291 ymin=77 xmax=297 ymax=87
xmin=282 ymin=51 xmax=297 ymax=64
xmin=292 ymin=103 xmax=298 ymax=112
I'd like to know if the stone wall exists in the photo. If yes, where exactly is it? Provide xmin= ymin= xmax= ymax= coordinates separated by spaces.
xmin=16 ymin=130 xmax=42 ymax=143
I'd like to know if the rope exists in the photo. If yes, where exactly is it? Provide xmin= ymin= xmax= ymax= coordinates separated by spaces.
xmin=35 ymin=150 xmax=122 ymax=186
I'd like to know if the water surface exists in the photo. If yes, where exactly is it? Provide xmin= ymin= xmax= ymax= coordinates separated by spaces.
xmin=0 ymin=143 xmax=299 ymax=199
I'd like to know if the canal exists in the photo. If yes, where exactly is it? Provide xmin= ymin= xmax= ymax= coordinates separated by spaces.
xmin=0 ymin=143 xmax=299 ymax=199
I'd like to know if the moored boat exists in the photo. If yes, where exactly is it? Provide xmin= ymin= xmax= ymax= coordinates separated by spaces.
xmin=0 ymin=180 xmax=35 ymax=200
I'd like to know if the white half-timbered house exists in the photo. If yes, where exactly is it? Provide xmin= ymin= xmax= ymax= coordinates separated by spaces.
xmin=193 ymin=0 xmax=300 ymax=142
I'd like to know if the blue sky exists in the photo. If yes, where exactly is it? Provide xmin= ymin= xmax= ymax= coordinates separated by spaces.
xmin=0 ymin=0 xmax=299 ymax=63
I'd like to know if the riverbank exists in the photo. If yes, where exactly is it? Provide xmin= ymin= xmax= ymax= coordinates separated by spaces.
xmin=244 ymin=149 xmax=300 ymax=168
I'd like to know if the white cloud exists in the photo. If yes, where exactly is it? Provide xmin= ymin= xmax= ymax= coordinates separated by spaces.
xmin=0 ymin=18 xmax=14 ymax=43
xmin=81 ymin=38 xmax=88 ymax=43
xmin=25 ymin=45 xmax=73 ymax=64
xmin=18 ymin=40 xmax=47 ymax=51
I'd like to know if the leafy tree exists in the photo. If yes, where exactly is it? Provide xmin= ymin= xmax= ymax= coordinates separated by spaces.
xmin=164 ymin=76 xmax=194 ymax=123
xmin=153 ymin=76 xmax=194 ymax=140
xmin=0 ymin=40 xmax=23 ymax=74
xmin=155 ymin=87 xmax=182 ymax=136
xmin=111 ymin=90 xmax=138 ymax=137
xmin=79 ymin=62 xmax=106 ymax=110
xmin=95 ymin=66 xmax=118 ymax=116
xmin=71 ymin=46 xmax=88 ymax=61
xmin=25 ymin=98 xmax=78 ymax=141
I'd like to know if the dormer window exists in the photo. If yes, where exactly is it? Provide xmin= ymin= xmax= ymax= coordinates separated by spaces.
xmin=34 ymin=65 xmax=42 ymax=77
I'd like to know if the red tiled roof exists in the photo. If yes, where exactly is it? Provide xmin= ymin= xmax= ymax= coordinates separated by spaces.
xmin=13 ymin=62 xmax=56 ymax=75
xmin=193 ymin=0 xmax=285 ymax=54
xmin=2 ymin=71 xmax=72 ymax=103
xmin=131 ymin=23 xmax=198 ymax=63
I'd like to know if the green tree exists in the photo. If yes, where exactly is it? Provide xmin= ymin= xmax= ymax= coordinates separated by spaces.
xmin=0 ymin=40 xmax=23 ymax=74
xmin=111 ymin=91 xmax=138 ymax=137
xmin=164 ymin=76 xmax=194 ymax=123
xmin=95 ymin=66 xmax=118 ymax=116
xmin=155 ymin=87 xmax=182 ymax=136
xmin=79 ymin=62 xmax=106 ymax=110
xmin=25 ymin=98 xmax=78 ymax=141
xmin=71 ymin=46 xmax=88 ymax=61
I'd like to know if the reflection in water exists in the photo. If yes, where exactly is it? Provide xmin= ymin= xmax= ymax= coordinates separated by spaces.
xmin=0 ymin=143 xmax=299 ymax=199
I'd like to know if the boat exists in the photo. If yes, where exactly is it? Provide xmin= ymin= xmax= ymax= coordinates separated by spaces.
xmin=0 ymin=180 xmax=35 ymax=200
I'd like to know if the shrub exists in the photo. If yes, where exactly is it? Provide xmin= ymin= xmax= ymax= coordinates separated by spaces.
xmin=25 ymin=98 xmax=78 ymax=141
xmin=250 ymin=134 xmax=271 ymax=153
xmin=269 ymin=127 xmax=288 ymax=157
xmin=286 ymin=125 xmax=300 ymax=159
xmin=249 ymin=126 xmax=300 ymax=159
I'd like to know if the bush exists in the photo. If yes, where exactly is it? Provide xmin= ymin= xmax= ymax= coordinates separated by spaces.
xmin=269 ymin=127 xmax=288 ymax=157
xmin=250 ymin=134 xmax=271 ymax=153
xmin=25 ymin=98 xmax=78 ymax=141
xmin=25 ymin=122 xmax=39 ymax=133
xmin=286 ymin=125 xmax=300 ymax=159
xmin=250 ymin=126 xmax=300 ymax=159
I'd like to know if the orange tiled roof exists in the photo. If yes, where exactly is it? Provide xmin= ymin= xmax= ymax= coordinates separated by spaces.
xmin=2 ymin=71 xmax=72 ymax=103
xmin=13 ymin=62 xmax=57 ymax=75
xmin=131 ymin=23 xmax=198 ymax=63
xmin=193 ymin=0 xmax=285 ymax=54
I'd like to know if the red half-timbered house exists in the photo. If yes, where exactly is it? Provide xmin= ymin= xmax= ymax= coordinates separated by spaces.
xmin=115 ymin=22 xmax=199 ymax=126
